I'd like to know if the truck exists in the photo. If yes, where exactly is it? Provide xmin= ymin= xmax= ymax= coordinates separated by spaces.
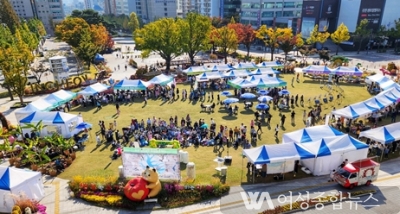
xmin=334 ymin=158 xmax=380 ymax=189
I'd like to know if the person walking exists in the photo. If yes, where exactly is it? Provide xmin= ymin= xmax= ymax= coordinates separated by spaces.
xmin=291 ymin=110 xmax=296 ymax=124
xmin=116 ymin=103 xmax=120 ymax=116
xmin=274 ymin=124 xmax=279 ymax=138
xmin=300 ymin=95 xmax=304 ymax=106
xmin=303 ymin=110 xmax=307 ymax=121
xmin=295 ymin=94 xmax=298 ymax=104
xmin=257 ymin=121 xmax=262 ymax=133
xmin=281 ymin=114 xmax=286 ymax=127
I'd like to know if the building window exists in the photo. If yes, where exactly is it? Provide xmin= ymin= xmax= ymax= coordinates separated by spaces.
xmin=241 ymin=3 xmax=250 ymax=9
xmin=262 ymin=3 xmax=274 ymax=9
xmin=164 ymin=3 xmax=167 ymax=6
xmin=262 ymin=11 xmax=274 ymax=18
xmin=284 ymin=2 xmax=295 ymax=8
xmin=275 ymin=2 xmax=283 ymax=8
xmin=251 ymin=3 xmax=260 ymax=9
xmin=164 ymin=8 xmax=167 ymax=11
xmin=165 ymin=13 xmax=168 ymax=16
xmin=275 ymin=11 xmax=282 ymax=17
xmin=283 ymin=11 xmax=294 ymax=17
xmin=241 ymin=11 xmax=258 ymax=18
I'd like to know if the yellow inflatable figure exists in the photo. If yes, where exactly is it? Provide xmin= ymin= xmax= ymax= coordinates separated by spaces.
xmin=142 ymin=166 xmax=162 ymax=198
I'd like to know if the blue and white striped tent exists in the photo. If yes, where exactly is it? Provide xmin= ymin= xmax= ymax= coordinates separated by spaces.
xmin=209 ymin=64 xmax=233 ymax=71
xmin=233 ymin=62 xmax=257 ymax=70
xmin=360 ymin=122 xmax=400 ymax=144
xmin=182 ymin=66 xmax=210 ymax=75
xmin=19 ymin=112 xmax=81 ymax=138
xmin=295 ymin=135 xmax=369 ymax=176
xmin=256 ymin=61 xmax=283 ymax=68
xmin=114 ymin=79 xmax=150 ymax=90
xmin=282 ymin=125 xmax=343 ymax=144
xmin=243 ymin=143 xmax=314 ymax=164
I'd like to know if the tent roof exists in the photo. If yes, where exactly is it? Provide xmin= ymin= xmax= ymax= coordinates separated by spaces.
xmin=182 ymin=66 xmax=210 ymax=74
xmin=78 ymin=83 xmax=109 ymax=96
xmin=148 ymin=74 xmax=173 ymax=85
xmin=210 ymin=64 xmax=233 ymax=71
xmin=0 ymin=166 xmax=42 ymax=190
xmin=331 ymin=66 xmax=362 ymax=76
xmin=302 ymin=66 xmax=331 ymax=74
xmin=256 ymin=61 xmax=283 ymax=68
xmin=233 ymin=62 xmax=257 ymax=69
xmin=366 ymin=74 xmax=390 ymax=84
xmin=52 ymin=90 xmax=76 ymax=101
xmin=296 ymin=135 xmax=368 ymax=157
xmin=379 ymin=80 xmax=397 ymax=90
xmin=28 ymin=99 xmax=54 ymax=111
xmin=228 ymin=78 xmax=257 ymax=89
xmin=196 ymin=72 xmax=223 ymax=81
xmin=114 ymin=79 xmax=150 ymax=90
xmin=243 ymin=143 xmax=314 ymax=164
xmin=359 ymin=122 xmax=400 ymax=144
xmin=282 ymin=125 xmax=343 ymax=144
xmin=20 ymin=111 xmax=77 ymax=124
xmin=223 ymin=70 xmax=251 ymax=78
xmin=250 ymin=68 xmax=279 ymax=75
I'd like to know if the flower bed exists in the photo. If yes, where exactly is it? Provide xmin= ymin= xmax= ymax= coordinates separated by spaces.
xmin=259 ymin=189 xmax=376 ymax=214
xmin=11 ymin=194 xmax=47 ymax=214
xmin=69 ymin=176 xmax=230 ymax=210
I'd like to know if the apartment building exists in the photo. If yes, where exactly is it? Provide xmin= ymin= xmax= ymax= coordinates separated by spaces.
xmin=240 ymin=0 xmax=302 ymax=31
xmin=104 ymin=0 xmax=116 ymax=15
xmin=9 ymin=0 xmax=65 ymax=35
xmin=84 ymin=0 xmax=92 ymax=9
xmin=115 ymin=0 xmax=129 ymax=15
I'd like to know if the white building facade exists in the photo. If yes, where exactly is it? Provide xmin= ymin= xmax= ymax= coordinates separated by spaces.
xmin=49 ymin=56 xmax=69 ymax=82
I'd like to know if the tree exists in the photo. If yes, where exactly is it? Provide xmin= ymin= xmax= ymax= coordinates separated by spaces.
xmin=240 ymin=24 xmax=256 ymax=58
xmin=128 ymin=12 xmax=140 ymax=33
xmin=376 ymin=25 xmax=388 ymax=53
xmin=70 ymin=9 xmax=104 ymax=26
xmin=0 ymin=29 xmax=33 ymax=104
xmin=331 ymin=23 xmax=350 ymax=55
xmin=19 ymin=21 xmax=39 ymax=53
xmin=276 ymin=28 xmax=299 ymax=64
xmin=73 ymin=29 xmax=98 ymax=69
xmin=299 ymin=45 xmax=317 ymax=65
xmin=256 ymin=25 xmax=280 ymax=61
xmin=30 ymin=62 xmax=49 ymax=84
xmin=294 ymin=34 xmax=304 ymax=56
xmin=307 ymin=25 xmax=330 ymax=47
xmin=89 ymin=24 xmax=109 ymax=52
xmin=355 ymin=19 xmax=371 ymax=54
xmin=213 ymin=26 xmax=238 ymax=64
xmin=0 ymin=25 xmax=15 ymax=100
xmin=0 ymin=0 xmax=20 ymax=33
xmin=28 ymin=19 xmax=46 ymax=37
xmin=180 ymin=13 xmax=212 ymax=65
xmin=210 ymin=17 xmax=225 ymax=28
xmin=55 ymin=17 xmax=90 ymax=48
xmin=393 ymin=19 xmax=400 ymax=53
xmin=134 ymin=18 xmax=183 ymax=70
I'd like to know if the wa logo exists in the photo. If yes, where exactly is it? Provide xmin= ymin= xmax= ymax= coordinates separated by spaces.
xmin=240 ymin=192 xmax=275 ymax=210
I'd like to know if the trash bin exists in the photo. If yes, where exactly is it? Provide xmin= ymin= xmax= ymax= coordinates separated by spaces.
xmin=180 ymin=150 xmax=189 ymax=164
xmin=186 ymin=162 xmax=195 ymax=179
xmin=118 ymin=165 xmax=124 ymax=178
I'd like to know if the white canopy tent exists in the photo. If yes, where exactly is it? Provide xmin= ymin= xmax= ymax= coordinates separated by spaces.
xmin=250 ymin=68 xmax=279 ymax=77
xmin=295 ymin=135 xmax=369 ymax=175
xmin=182 ymin=66 xmax=210 ymax=75
xmin=78 ymin=83 xmax=109 ymax=96
xmin=0 ymin=167 xmax=45 ymax=213
xmin=19 ymin=111 xmax=83 ymax=138
xmin=257 ymin=61 xmax=283 ymax=69
xmin=148 ymin=74 xmax=174 ymax=85
xmin=196 ymin=72 xmax=223 ymax=82
xmin=233 ymin=62 xmax=257 ymax=70
xmin=365 ymin=74 xmax=390 ymax=85
xmin=379 ymin=80 xmax=398 ymax=90
xmin=223 ymin=70 xmax=251 ymax=78
xmin=209 ymin=64 xmax=233 ymax=71
xmin=282 ymin=125 xmax=344 ymax=144
xmin=243 ymin=143 xmax=314 ymax=174
xmin=359 ymin=122 xmax=400 ymax=144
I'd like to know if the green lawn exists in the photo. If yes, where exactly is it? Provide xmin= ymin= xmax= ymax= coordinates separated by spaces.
xmin=59 ymin=74 xmax=374 ymax=185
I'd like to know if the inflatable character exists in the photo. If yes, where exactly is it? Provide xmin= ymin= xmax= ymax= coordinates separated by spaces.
xmin=123 ymin=177 xmax=150 ymax=201
xmin=142 ymin=166 xmax=162 ymax=198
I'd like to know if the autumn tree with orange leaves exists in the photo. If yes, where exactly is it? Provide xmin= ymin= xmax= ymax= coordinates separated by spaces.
xmin=276 ymin=28 xmax=303 ymax=64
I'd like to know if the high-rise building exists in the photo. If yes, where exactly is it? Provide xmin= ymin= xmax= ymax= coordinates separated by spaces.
xmin=220 ymin=0 xmax=241 ymax=19
xmin=240 ymin=0 xmax=302 ymax=31
xmin=104 ymin=0 xmax=116 ymax=15
xmin=178 ymin=0 xmax=219 ymax=18
xmin=115 ymin=0 xmax=129 ymax=15
xmin=84 ymin=0 xmax=93 ymax=9
xmin=135 ymin=0 xmax=178 ymax=23
xmin=9 ymin=0 xmax=65 ymax=35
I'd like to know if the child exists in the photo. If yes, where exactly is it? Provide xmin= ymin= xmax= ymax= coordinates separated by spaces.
xmin=274 ymin=124 xmax=279 ymax=138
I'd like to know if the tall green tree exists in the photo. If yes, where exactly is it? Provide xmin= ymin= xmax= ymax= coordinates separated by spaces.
xmin=55 ymin=17 xmax=90 ymax=48
xmin=393 ymin=18 xmax=400 ymax=53
xmin=213 ymin=26 xmax=238 ymax=64
xmin=355 ymin=19 xmax=371 ymax=54
xmin=73 ymin=29 xmax=98 ymax=69
xmin=0 ymin=0 xmax=20 ymax=33
xmin=0 ymin=29 xmax=33 ymax=104
xmin=135 ymin=18 xmax=183 ymax=70
xmin=180 ymin=13 xmax=212 ymax=65
xmin=276 ymin=28 xmax=302 ymax=64
xmin=20 ymin=21 xmax=39 ymax=53
xmin=0 ymin=25 xmax=15 ymax=100
xmin=256 ymin=25 xmax=280 ymax=61
xmin=331 ymin=23 xmax=350 ymax=55
xmin=128 ymin=12 xmax=140 ymax=33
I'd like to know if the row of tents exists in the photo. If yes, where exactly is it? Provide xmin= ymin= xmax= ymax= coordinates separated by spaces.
xmin=183 ymin=61 xmax=283 ymax=75
xmin=366 ymin=73 xmax=399 ymax=91
xmin=332 ymin=84 xmax=400 ymax=119
xmin=243 ymin=125 xmax=369 ymax=176
xmin=227 ymin=76 xmax=286 ymax=89
xmin=195 ymin=68 xmax=279 ymax=82
xmin=302 ymin=65 xmax=363 ymax=76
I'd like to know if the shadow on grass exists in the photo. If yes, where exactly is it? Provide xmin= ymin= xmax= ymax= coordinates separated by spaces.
xmin=275 ymin=138 xmax=280 ymax=144
xmin=239 ymin=110 xmax=254 ymax=115
xmin=100 ymin=143 xmax=111 ymax=152
xmin=90 ymin=145 xmax=101 ymax=153
xmin=222 ymin=115 xmax=237 ymax=120
xmin=104 ymin=161 xmax=112 ymax=170
xmin=180 ymin=163 xmax=187 ymax=170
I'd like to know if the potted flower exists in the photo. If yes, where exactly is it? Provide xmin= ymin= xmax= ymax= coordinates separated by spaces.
xmin=90 ymin=183 xmax=97 ymax=191
xmin=48 ymin=167 xmax=57 ymax=177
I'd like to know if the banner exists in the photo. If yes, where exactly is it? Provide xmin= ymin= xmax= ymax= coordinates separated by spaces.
xmin=301 ymin=17 xmax=316 ymax=38
xmin=358 ymin=0 xmax=386 ymax=32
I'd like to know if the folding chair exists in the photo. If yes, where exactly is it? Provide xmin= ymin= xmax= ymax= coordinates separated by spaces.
xmin=323 ymin=94 xmax=328 ymax=104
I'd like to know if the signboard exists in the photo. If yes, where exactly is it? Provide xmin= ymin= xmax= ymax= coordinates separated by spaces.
xmin=301 ymin=17 xmax=316 ymax=38
xmin=321 ymin=0 xmax=339 ymax=19
xmin=122 ymin=148 xmax=181 ymax=181
xmin=29 ymin=75 xmax=89 ymax=93
xmin=358 ymin=0 xmax=386 ymax=32
xmin=302 ymin=0 xmax=322 ymax=17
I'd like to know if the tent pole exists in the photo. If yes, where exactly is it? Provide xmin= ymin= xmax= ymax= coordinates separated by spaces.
xmin=313 ymin=156 xmax=317 ymax=176
xmin=282 ymin=160 xmax=286 ymax=180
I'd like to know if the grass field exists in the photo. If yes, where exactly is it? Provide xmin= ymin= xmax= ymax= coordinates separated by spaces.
xmin=59 ymin=74 xmax=374 ymax=185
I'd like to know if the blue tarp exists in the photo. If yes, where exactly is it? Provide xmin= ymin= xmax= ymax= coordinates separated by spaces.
xmin=94 ymin=53 xmax=104 ymax=62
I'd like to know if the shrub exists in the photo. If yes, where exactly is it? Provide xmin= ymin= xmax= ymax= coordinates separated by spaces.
xmin=129 ymin=59 xmax=138 ymax=68
xmin=209 ymin=53 xmax=218 ymax=60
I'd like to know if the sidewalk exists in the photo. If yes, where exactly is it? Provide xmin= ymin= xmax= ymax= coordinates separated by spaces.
xmin=32 ymin=157 xmax=400 ymax=214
